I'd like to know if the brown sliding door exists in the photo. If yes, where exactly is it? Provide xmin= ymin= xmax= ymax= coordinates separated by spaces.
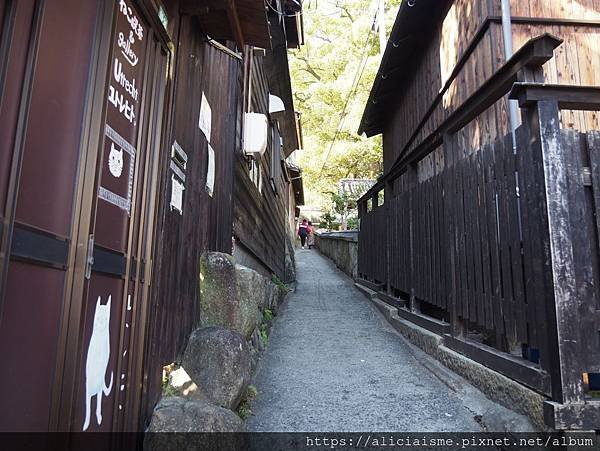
xmin=0 ymin=0 xmax=170 ymax=432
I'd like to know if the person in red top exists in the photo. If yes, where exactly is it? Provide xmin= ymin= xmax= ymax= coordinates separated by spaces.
xmin=298 ymin=219 xmax=309 ymax=249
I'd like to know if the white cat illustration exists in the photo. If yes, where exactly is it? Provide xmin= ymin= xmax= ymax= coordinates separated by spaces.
xmin=108 ymin=143 xmax=124 ymax=178
xmin=83 ymin=295 xmax=113 ymax=431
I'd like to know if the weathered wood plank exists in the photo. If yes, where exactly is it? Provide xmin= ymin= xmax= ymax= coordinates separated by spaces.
xmin=444 ymin=335 xmax=552 ymax=396
xmin=457 ymin=157 xmax=468 ymax=321
xmin=506 ymin=140 xmax=528 ymax=344
xmin=480 ymin=143 xmax=494 ymax=330
xmin=499 ymin=134 xmax=517 ymax=346
xmin=473 ymin=150 xmax=485 ymax=328
xmin=489 ymin=137 xmax=504 ymax=343
xmin=516 ymin=126 xmax=540 ymax=352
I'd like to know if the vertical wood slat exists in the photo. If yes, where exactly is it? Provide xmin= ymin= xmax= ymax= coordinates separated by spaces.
xmin=518 ymin=125 xmax=544 ymax=353
xmin=440 ymin=172 xmax=448 ymax=310
xmin=458 ymin=156 xmax=468 ymax=321
xmin=410 ymin=186 xmax=414 ymax=296
xmin=428 ymin=178 xmax=434 ymax=306
xmin=473 ymin=150 xmax=485 ymax=328
xmin=478 ymin=145 xmax=492 ymax=330
xmin=500 ymin=134 xmax=517 ymax=345
xmin=490 ymin=138 xmax=504 ymax=342
xmin=445 ymin=161 xmax=459 ymax=334
xmin=435 ymin=172 xmax=443 ymax=308
xmin=464 ymin=154 xmax=474 ymax=322
xmin=524 ymin=108 xmax=553 ymax=373
xmin=469 ymin=152 xmax=482 ymax=326
xmin=507 ymin=140 xmax=528 ymax=344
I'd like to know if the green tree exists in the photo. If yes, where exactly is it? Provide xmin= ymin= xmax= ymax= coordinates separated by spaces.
xmin=320 ymin=211 xmax=336 ymax=231
xmin=290 ymin=0 xmax=401 ymax=210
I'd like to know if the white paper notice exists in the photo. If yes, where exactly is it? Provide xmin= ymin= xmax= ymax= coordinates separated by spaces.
xmin=206 ymin=144 xmax=215 ymax=197
xmin=199 ymin=92 xmax=212 ymax=142
xmin=170 ymin=176 xmax=184 ymax=214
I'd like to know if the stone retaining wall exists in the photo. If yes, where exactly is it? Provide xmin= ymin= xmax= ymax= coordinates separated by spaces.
xmin=315 ymin=231 xmax=358 ymax=279
xmin=146 ymin=252 xmax=289 ymax=439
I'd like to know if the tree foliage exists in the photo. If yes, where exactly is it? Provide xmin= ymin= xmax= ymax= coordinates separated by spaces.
xmin=290 ymin=0 xmax=401 ymax=209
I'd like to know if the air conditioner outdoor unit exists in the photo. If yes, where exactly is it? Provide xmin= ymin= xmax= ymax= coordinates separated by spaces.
xmin=243 ymin=112 xmax=268 ymax=157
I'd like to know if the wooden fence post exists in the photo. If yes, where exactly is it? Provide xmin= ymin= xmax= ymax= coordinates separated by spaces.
xmin=523 ymin=98 xmax=595 ymax=428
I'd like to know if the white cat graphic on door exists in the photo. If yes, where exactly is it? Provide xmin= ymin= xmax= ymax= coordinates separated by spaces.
xmin=83 ymin=295 xmax=114 ymax=431
xmin=108 ymin=143 xmax=124 ymax=178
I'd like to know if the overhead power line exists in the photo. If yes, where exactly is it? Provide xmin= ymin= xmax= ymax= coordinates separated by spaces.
xmin=317 ymin=10 xmax=378 ymax=177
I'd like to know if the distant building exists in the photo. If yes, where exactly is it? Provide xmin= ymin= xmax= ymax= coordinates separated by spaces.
xmin=338 ymin=179 xmax=376 ymax=198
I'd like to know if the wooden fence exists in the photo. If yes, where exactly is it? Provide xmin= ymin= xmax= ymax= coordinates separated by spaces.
xmin=358 ymin=36 xmax=600 ymax=429
xmin=357 ymin=204 xmax=387 ymax=286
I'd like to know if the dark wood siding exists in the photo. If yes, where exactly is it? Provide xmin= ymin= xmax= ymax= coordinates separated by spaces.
xmin=142 ymin=14 xmax=240 ymax=426
xmin=233 ymin=54 xmax=288 ymax=280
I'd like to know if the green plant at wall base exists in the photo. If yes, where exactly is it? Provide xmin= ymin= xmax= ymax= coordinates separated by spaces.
xmin=263 ymin=308 xmax=273 ymax=322
xmin=271 ymin=274 xmax=288 ymax=291
xmin=259 ymin=323 xmax=269 ymax=347
xmin=246 ymin=385 xmax=258 ymax=400
xmin=237 ymin=385 xmax=259 ymax=420
xmin=161 ymin=375 xmax=178 ymax=397
xmin=237 ymin=403 xmax=252 ymax=420
xmin=162 ymin=384 xmax=178 ymax=398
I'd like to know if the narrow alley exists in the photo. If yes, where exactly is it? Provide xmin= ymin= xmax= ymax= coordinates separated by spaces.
xmin=248 ymin=250 xmax=533 ymax=432
xmin=2 ymin=0 xmax=600 ymax=443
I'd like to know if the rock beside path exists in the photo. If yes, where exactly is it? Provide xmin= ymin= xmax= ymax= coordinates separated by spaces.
xmin=181 ymin=326 xmax=251 ymax=410
xmin=146 ymin=396 xmax=245 ymax=432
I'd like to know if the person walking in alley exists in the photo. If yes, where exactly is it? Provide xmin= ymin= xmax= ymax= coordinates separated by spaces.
xmin=298 ymin=219 xmax=309 ymax=249
xmin=307 ymin=221 xmax=315 ymax=249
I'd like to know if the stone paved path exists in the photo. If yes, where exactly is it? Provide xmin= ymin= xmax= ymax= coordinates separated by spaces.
xmin=247 ymin=249 xmax=534 ymax=432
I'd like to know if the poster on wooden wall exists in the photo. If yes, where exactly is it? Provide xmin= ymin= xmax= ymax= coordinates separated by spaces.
xmin=206 ymin=144 xmax=215 ymax=197
xmin=199 ymin=92 xmax=212 ymax=142
xmin=170 ymin=176 xmax=184 ymax=213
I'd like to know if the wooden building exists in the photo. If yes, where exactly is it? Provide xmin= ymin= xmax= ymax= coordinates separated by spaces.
xmin=358 ymin=0 xmax=600 ymax=429
xmin=0 ymin=0 xmax=303 ymax=433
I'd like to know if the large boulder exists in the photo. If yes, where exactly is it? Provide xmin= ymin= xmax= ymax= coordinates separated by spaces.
xmin=235 ymin=265 xmax=264 ymax=338
xmin=181 ymin=326 xmax=251 ymax=410
xmin=199 ymin=252 xmax=238 ymax=331
xmin=146 ymin=396 xmax=245 ymax=432
xmin=199 ymin=253 xmax=269 ymax=339
xmin=284 ymin=237 xmax=296 ymax=283
xmin=145 ymin=397 xmax=246 ymax=451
